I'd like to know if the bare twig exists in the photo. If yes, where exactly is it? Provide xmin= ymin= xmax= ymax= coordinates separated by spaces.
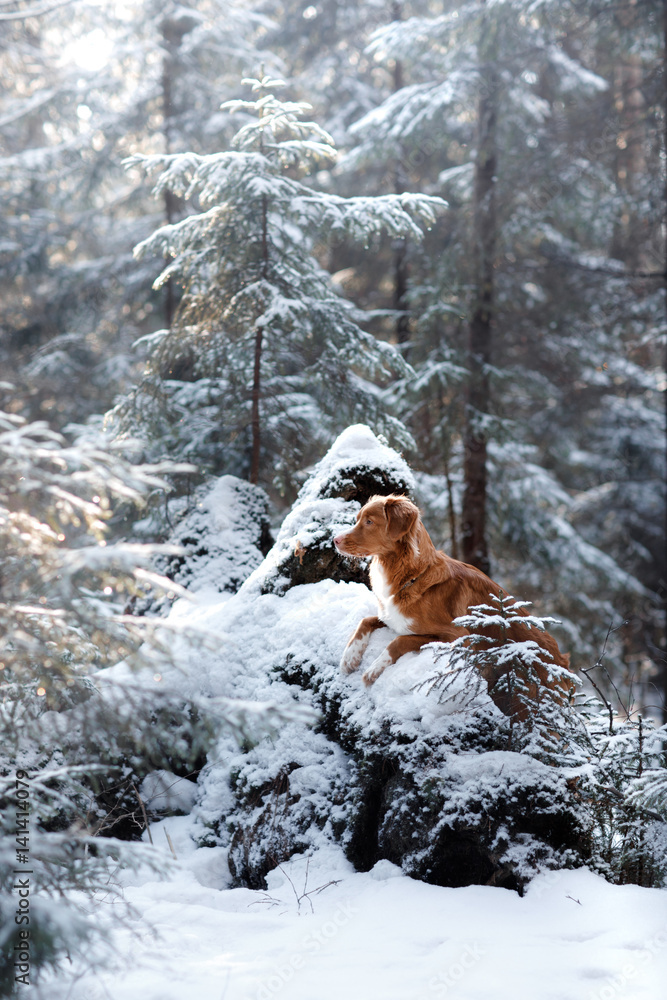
xmin=164 ymin=828 xmax=177 ymax=860
xmin=0 ymin=0 xmax=77 ymax=20
xmin=131 ymin=782 xmax=153 ymax=845
xmin=582 ymin=621 xmax=631 ymax=733
xmin=274 ymin=859 xmax=342 ymax=915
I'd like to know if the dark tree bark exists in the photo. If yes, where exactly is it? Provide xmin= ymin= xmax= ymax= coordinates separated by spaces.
xmin=250 ymin=324 xmax=263 ymax=485
xmin=162 ymin=51 xmax=177 ymax=330
xmin=662 ymin=0 xmax=667 ymax=724
xmin=250 ymin=191 xmax=270 ymax=485
xmin=444 ymin=455 xmax=459 ymax=562
xmin=461 ymin=6 xmax=496 ymax=577
xmin=611 ymin=3 xmax=648 ymax=270
xmin=391 ymin=3 xmax=410 ymax=353
xmin=393 ymin=229 xmax=410 ymax=352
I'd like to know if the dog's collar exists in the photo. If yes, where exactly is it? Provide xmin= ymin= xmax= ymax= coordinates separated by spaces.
xmin=398 ymin=570 xmax=426 ymax=593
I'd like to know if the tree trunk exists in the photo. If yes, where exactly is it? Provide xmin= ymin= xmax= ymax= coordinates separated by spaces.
xmin=662 ymin=0 xmax=667 ymax=724
xmin=393 ymin=230 xmax=410 ymax=352
xmin=611 ymin=7 xmax=648 ymax=271
xmin=250 ymin=324 xmax=263 ymax=485
xmin=391 ymin=3 xmax=410 ymax=353
xmin=445 ymin=455 xmax=459 ymax=561
xmin=250 ymin=191 xmax=270 ymax=484
xmin=161 ymin=16 xmax=190 ymax=329
xmin=461 ymin=7 xmax=496 ymax=576
xmin=162 ymin=58 xmax=177 ymax=329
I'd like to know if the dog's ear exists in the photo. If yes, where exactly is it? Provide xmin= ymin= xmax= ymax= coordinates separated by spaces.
xmin=384 ymin=496 xmax=419 ymax=540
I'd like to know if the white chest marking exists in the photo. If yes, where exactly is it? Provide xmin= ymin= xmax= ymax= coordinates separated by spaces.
xmin=370 ymin=562 xmax=413 ymax=635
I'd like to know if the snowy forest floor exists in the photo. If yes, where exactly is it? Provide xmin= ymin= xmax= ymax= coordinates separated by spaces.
xmin=44 ymin=829 xmax=666 ymax=1000
xmin=33 ymin=431 xmax=667 ymax=1000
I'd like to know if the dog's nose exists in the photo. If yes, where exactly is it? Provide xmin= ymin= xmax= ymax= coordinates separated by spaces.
xmin=333 ymin=535 xmax=344 ymax=548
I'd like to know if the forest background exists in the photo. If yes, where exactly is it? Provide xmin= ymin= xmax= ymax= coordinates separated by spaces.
xmin=2 ymin=0 xmax=664 ymax=713
xmin=1 ymin=0 xmax=666 ymax=990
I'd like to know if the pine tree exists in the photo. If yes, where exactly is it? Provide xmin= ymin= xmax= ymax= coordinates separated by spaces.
xmin=418 ymin=592 xmax=578 ymax=755
xmin=110 ymin=74 xmax=444 ymax=493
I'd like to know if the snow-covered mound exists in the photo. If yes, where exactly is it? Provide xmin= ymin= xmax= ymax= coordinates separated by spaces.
xmin=294 ymin=423 xmax=415 ymax=503
xmin=155 ymin=426 xmax=588 ymax=892
xmin=134 ymin=475 xmax=272 ymax=614
xmin=164 ymin=474 xmax=271 ymax=594
xmin=249 ymin=423 xmax=414 ymax=596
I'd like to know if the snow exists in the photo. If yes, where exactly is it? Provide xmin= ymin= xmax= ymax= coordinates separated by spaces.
xmin=42 ymin=836 xmax=667 ymax=1000
xmin=36 ymin=425 xmax=667 ymax=998
xmin=296 ymin=424 xmax=415 ymax=501
xmin=548 ymin=46 xmax=608 ymax=94
xmin=138 ymin=475 xmax=270 ymax=606
xmin=152 ymin=575 xmax=478 ymax=729
xmin=139 ymin=771 xmax=198 ymax=815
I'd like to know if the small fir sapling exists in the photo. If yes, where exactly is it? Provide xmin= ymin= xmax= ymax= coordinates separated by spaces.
xmin=574 ymin=699 xmax=667 ymax=887
xmin=575 ymin=634 xmax=667 ymax=887
xmin=417 ymin=591 xmax=578 ymax=756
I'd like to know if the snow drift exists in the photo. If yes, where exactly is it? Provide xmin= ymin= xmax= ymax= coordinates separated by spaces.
xmin=153 ymin=425 xmax=589 ymax=892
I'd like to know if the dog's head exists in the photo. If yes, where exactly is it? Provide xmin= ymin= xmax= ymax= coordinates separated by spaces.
xmin=334 ymin=494 xmax=420 ymax=558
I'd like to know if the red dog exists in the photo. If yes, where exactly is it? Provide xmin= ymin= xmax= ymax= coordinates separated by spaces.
xmin=334 ymin=494 xmax=573 ymax=714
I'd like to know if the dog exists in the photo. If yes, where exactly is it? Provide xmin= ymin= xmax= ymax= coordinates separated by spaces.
xmin=334 ymin=494 xmax=573 ymax=716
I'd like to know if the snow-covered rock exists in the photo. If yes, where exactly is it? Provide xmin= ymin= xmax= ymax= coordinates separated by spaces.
xmin=247 ymin=424 xmax=414 ymax=596
xmin=131 ymin=474 xmax=272 ymax=614
xmin=139 ymin=770 xmax=198 ymax=814
xmin=156 ymin=427 xmax=590 ymax=893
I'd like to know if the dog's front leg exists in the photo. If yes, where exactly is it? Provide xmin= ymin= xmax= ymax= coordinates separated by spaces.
xmin=340 ymin=616 xmax=384 ymax=674
xmin=362 ymin=633 xmax=441 ymax=686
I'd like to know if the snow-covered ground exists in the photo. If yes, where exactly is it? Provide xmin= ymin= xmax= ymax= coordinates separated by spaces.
xmin=48 ymin=831 xmax=666 ymax=1000
xmin=40 ymin=427 xmax=667 ymax=999
xmin=44 ymin=566 xmax=666 ymax=1000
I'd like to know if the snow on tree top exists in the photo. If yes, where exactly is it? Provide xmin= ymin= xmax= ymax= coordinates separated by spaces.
xmin=296 ymin=424 xmax=415 ymax=503
xmin=241 ymin=425 xmax=414 ymax=597
xmin=144 ymin=475 xmax=271 ymax=604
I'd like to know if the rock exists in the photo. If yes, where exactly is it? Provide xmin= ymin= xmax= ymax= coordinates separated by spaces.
xmin=192 ymin=426 xmax=590 ymax=894
xmin=244 ymin=424 xmax=415 ymax=596
xmin=223 ymin=670 xmax=589 ymax=892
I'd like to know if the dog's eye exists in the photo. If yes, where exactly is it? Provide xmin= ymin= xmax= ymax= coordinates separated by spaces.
xmin=365 ymin=518 xmax=373 ymax=525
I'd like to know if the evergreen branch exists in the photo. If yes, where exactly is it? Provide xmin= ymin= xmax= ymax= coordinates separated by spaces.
xmin=0 ymin=0 xmax=77 ymax=20
xmin=540 ymin=252 xmax=665 ymax=280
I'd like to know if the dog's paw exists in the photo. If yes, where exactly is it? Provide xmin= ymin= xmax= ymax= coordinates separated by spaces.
xmin=340 ymin=639 xmax=365 ymax=674
xmin=361 ymin=650 xmax=392 ymax=687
